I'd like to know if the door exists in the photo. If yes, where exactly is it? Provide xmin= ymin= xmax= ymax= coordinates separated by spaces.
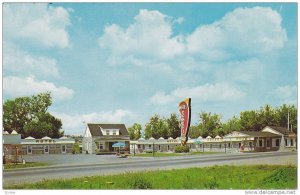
xmin=266 ymin=138 xmax=271 ymax=150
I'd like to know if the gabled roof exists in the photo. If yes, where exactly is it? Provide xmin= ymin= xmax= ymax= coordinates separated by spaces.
xmin=268 ymin=126 xmax=293 ymax=135
xmin=87 ymin=123 xmax=129 ymax=136
xmin=11 ymin=130 xmax=18 ymax=135
xmin=25 ymin=136 xmax=35 ymax=140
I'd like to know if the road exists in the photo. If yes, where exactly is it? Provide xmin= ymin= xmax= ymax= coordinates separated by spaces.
xmin=3 ymin=151 xmax=297 ymax=186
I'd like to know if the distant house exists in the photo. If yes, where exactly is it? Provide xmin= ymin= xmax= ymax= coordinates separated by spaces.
xmin=82 ymin=123 xmax=130 ymax=154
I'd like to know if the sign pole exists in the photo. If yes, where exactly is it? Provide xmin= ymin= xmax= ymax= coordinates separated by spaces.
xmin=152 ymin=142 xmax=154 ymax=157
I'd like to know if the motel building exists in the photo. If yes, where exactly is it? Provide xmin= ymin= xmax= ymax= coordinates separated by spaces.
xmin=21 ymin=136 xmax=75 ymax=155
xmin=129 ymin=126 xmax=297 ymax=154
xmin=3 ymin=131 xmax=75 ymax=164
xmin=82 ymin=123 xmax=130 ymax=154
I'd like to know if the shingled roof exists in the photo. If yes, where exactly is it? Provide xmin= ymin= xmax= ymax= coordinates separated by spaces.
xmin=268 ymin=126 xmax=292 ymax=135
xmin=87 ymin=123 xmax=129 ymax=137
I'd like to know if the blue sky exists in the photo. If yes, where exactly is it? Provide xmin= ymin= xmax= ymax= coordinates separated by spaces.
xmin=3 ymin=3 xmax=297 ymax=135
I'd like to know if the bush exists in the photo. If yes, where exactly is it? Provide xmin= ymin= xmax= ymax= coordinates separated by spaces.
xmin=175 ymin=145 xmax=190 ymax=153
xmin=127 ymin=176 xmax=152 ymax=189
xmin=72 ymin=143 xmax=80 ymax=154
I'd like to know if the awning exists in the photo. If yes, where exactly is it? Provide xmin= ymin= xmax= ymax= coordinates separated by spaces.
xmin=112 ymin=142 xmax=126 ymax=147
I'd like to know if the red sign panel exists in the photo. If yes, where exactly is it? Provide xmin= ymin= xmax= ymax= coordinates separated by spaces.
xmin=178 ymin=98 xmax=191 ymax=144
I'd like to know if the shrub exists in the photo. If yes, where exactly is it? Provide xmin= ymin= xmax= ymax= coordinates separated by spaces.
xmin=127 ymin=176 xmax=152 ymax=189
xmin=72 ymin=143 xmax=80 ymax=154
xmin=175 ymin=145 xmax=189 ymax=153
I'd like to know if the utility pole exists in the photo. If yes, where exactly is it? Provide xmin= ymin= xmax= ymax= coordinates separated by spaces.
xmin=288 ymin=109 xmax=290 ymax=131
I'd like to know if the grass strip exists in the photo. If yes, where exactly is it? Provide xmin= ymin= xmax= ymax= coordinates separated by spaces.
xmin=4 ymin=162 xmax=48 ymax=170
xmin=4 ymin=164 xmax=297 ymax=189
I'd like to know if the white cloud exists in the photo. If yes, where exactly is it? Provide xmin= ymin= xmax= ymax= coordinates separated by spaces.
xmin=51 ymin=110 xmax=134 ymax=134
xmin=274 ymin=85 xmax=297 ymax=104
xmin=98 ymin=9 xmax=185 ymax=65
xmin=186 ymin=7 xmax=287 ymax=60
xmin=3 ymin=42 xmax=59 ymax=78
xmin=3 ymin=76 xmax=74 ymax=101
xmin=98 ymin=7 xmax=287 ymax=69
xmin=3 ymin=3 xmax=71 ymax=48
xmin=150 ymin=83 xmax=245 ymax=105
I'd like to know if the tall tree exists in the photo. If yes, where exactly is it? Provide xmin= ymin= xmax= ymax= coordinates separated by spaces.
xmin=240 ymin=110 xmax=261 ymax=131
xmin=166 ymin=113 xmax=181 ymax=139
xmin=144 ymin=114 xmax=168 ymax=139
xmin=189 ymin=125 xmax=201 ymax=138
xmin=3 ymin=92 xmax=63 ymax=138
xmin=275 ymin=104 xmax=297 ymax=133
xmin=221 ymin=116 xmax=242 ymax=135
xmin=258 ymin=105 xmax=277 ymax=128
xmin=128 ymin=123 xmax=142 ymax=140
xmin=198 ymin=112 xmax=222 ymax=137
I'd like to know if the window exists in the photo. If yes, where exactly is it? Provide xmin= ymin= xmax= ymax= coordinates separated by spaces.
xmin=106 ymin=130 xmax=110 ymax=135
xmin=158 ymin=145 xmax=161 ymax=150
xmin=62 ymin=145 xmax=66 ymax=153
xmin=148 ymin=144 xmax=151 ymax=148
xmin=137 ymin=145 xmax=141 ymax=149
xmin=285 ymin=139 xmax=288 ymax=146
xmin=259 ymin=140 xmax=264 ymax=147
xmin=99 ymin=143 xmax=104 ymax=150
xmin=44 ymin=145 xmax=49 ymax=154
xmin=27 ymin=146 xmax=32 ymax=154
xmin=167 ymin=145 xmax=170 ymax=150
xmin=276 ymin=139 xmax=280 ymax=147
xmin=228 ymin=143 xmax=231 ymax=148
xmin=113 ymin=130 xmax=116 ymax=135
xmin=291 ymin=139 xmax=294 ymax=147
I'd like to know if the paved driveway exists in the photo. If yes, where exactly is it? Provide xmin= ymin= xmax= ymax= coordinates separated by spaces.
xmin=22 ymin=154 xmax=121 ymax=165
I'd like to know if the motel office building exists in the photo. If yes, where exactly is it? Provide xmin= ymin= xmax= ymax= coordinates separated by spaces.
xmin=82 ymin=123 xmax=130 ymax=154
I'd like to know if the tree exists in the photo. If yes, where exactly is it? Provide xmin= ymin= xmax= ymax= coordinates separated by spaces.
xmin=3 ymin=92 xmax=63 ymax=138
xmin=128 ymin=123 xmax=142 ymax=140
xmin=198 ymin=112 xmax=222 ymax=137
xmin=275 ymin=104 xmax=297 ymax=133
xmin=221 ymin=116 xmax=242 ymax=135
xmin=258 ymin=105 xmax=277 ymax=128
xmin=144 ymin=115 xmax=168 ymax=139
xmin=189 ymin=125 xmax=201 ymax=138
xmin=166 ymin=113 xmax=181 ymax=139
xmin=240 ymin=110 xmax=261 ymax=131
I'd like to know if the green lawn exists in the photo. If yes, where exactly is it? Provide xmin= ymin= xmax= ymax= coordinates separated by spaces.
xmin=131 ymin=151 xmax=221 ymax=157
xmin=4 ymin=165 xmax=297 ymax=189
xmin=4 ymin=162 xmax=48 ymax=170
